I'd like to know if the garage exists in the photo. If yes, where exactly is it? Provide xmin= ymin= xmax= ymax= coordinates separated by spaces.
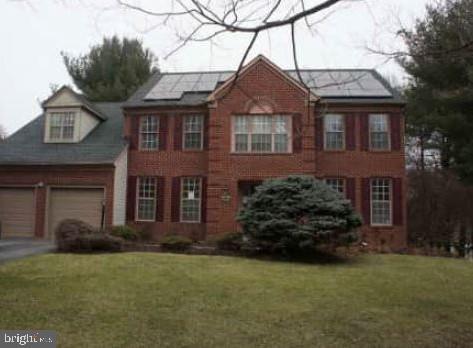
xmin=0 ymin=188 xmax=35 ymax=238
xmin=48 ymin=188 xmax=105 ymax=237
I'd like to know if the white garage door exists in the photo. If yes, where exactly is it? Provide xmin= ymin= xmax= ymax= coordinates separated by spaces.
xmin=0 ymin=188 xmax=35 ymax=238
xmin=49 ymin=188 xmax=105 ymax=237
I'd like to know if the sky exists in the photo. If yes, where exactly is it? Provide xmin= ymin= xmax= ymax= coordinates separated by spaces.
xmin=0 ymin=0 xmax=433 ymax=134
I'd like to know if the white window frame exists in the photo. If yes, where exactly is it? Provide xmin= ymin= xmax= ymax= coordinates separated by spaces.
xmin=324 ymin=178 xmax=345 ymax=194
xmin=180 ymin=177 xmax=202 ymax=223
xmin=48 ymin=112 xmax=76 ymax=142
xmin=139 ymin=116 xmax=160 ymax=150
xmin=370 ymin=178 xmax=393 ymax=226
xmin=136 ymin=177 xmax=157 ymax=222
xmin=324 ymin=114 xmax=345 ymax=150
xmin=369 ymin=114 xmax=391 ymax=151
xmin=231 ymin=115 xmax=292 ymax=154
xmin=182 ymin=115 xmax=204 ymax=150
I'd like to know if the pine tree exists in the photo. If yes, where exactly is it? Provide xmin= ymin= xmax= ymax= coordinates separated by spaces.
xmin=400 ymin=0 xmax=473 ymax=181
xmin=62 ymin=36 xmax=157 ymax=101
xmin=237 ymin=176 xmax=361 ymax=254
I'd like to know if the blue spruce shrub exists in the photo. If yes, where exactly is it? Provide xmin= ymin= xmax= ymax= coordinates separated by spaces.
xmin=237 ymin=175 xmax=362 ymax=254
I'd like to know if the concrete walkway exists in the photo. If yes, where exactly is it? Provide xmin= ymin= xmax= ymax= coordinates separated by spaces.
xmin=0 ymin=238 xmax=55 ymax=264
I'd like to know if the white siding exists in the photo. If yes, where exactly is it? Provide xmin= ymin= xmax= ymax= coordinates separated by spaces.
xmin=78 ymin=109 xmax=100 ymax=141
xmin=112 ymin=148 xmax=128 ymax=225
xmin=45 ymin=88 xmax=82 ymax=107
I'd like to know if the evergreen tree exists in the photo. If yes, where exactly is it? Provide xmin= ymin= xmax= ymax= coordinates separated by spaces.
xmin=62 ymin=36 xmax=157 ymax=101
xmin=237 ymin=176 xmax=361 ymax=255
xmin=400 ymin=0 xmax=473 ymax=181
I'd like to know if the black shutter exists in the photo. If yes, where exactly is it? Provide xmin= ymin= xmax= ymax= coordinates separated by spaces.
xmin=292 ymin=114 xmax=302 ymax=152
xmin=159 ymin=116 xmax=168 ymax=151
xmin=126 ymin=176 xmax=137 ymax=221
xmin=345 ymin=114 xmax=356 ymax=150
xmin=390 ymin=113 xmax=402 ymax=151
xmin=174 ymin=115 xmax=183 ymax=150
xmin=203 ymin=115 xmax=209 ymax=150
xmin=171 ymin=177 xmax=181 ymax=222
xmin=156 ymin=177 xmax=165 ymax=222
xmin=129 ymin=116 xmax=140 ymax=150
xmin=392 ymin=177 xmax=403 ymax=225
xmin=360 ymin=113 xmax=369 ymax=151
xmin=361 ymin=178 xmax=371 ymax=225
xmin=201 ymin=177 xmax=207 ymax=223
xmin=315 ymin=115 xmax=323 ymax=150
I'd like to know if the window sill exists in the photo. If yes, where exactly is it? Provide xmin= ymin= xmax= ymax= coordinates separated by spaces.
xmin=230 ymin=152 xmax=293 ymax=156
xmin=182 ymin=149 xmax=205 ymax=153
xmin=322 ymin=149 xmax=346 ymax=153
xmin=368 ymin=149 xmax=392 ymax=153
xmin=370 ymin=224 xmax=394 ymax=229
xmin=45 ymin=139 xmax=77 ymax=144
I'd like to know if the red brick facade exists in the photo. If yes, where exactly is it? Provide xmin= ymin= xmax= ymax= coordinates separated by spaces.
xmin=124 ymin=58 xmax=407 ymax=251
xmin=0 ymin=57 xmax=406 ymax=251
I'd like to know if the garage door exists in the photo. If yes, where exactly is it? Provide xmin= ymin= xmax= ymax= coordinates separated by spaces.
xmin=49 ymin=188 xmax=104 ymax=237
xmin=0 ymin=188 xmax=35 ymax=238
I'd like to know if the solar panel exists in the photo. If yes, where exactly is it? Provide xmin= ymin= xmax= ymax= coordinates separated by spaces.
xmin=144 ymin=69 xmax=393 ymax=100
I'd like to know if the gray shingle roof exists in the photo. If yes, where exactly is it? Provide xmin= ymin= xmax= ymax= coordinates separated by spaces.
xmin=0 ymin=102 xmax=125 ymax=165
xmin=124 ymin=69 xmax=404 ymax=108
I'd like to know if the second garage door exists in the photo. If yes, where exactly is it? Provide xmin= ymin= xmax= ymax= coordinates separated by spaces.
xmin=49 ymin=188 xmax=105 ymax=237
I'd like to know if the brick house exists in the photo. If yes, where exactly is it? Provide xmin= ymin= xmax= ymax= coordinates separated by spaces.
xmin=0 ymin=55 xmax=406 ymax=250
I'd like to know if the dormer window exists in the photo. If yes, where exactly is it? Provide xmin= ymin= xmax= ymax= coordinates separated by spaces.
xmin=42 ymin=86 xmax=106 ymax=144
xmin=49 ymin=112 xmax=76 ymax=141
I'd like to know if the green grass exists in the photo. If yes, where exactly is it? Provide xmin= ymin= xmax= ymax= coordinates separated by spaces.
xmin=1 ymin=253 xmax=473 ymax=347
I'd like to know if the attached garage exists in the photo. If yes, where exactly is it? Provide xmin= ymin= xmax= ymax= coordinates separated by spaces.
xmin=0 ymin=188 xmax=35 ymax=238
xmin=48 ymin=188 xmax=105 ymax=237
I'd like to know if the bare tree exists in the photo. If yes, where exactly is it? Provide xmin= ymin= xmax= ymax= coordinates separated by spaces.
xmin=116 ymin=0 xmax=360 ymax=91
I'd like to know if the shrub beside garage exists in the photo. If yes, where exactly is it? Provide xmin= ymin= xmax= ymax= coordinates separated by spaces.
xmin=55 ymin=219 xmax=123 ymax=253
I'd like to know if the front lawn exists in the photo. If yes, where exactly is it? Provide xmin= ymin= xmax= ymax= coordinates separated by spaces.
xmin=1 ymin=253 xmax=472 ymax=347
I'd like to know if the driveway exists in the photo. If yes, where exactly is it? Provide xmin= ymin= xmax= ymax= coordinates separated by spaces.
xmin=0 ymin=238 xmax=55 ymax=264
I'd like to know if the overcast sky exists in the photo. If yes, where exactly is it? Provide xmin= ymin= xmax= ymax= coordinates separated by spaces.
xmin=0 ymin=0 xmax=433 ymax=134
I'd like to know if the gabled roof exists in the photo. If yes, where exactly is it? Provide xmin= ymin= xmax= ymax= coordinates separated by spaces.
xmin=207 ymin=55 xmax=319 ymax=102
xmin=0 ymin=102 xmax=125 ymax=165
xmin=42 ymin=86 xmax=108 ymax=121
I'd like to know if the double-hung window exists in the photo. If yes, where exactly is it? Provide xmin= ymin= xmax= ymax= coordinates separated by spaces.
xmin=324 ymin=178 xmax=345 ymax=194
xmin=369 ymin=114 xmax=390 ymax=150
xmin=324 ymin=114 xmax=345 ymax=150
xmin=181 ymin=177 xmax=201 ymax=223
xmin=49 ymin=112 xmax=75 ymax=141
xmin=183 ymin=115 xmax=203 ymax=150
xmin=371 ymin=178 xmax=392 ymax=225
xmin=137 ymin=177 xmax=157 ymax=221
xmin=232 ymin=115 xmax=291 ymax=153
xmin=140 ymin=116 xmax=159 ymax=150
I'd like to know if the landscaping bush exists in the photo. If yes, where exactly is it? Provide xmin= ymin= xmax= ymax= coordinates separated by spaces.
xmin=213 ymin=232 xmax=244 ymax=251
xmin=160 ymin=235 xmax=193 ymax=252
xmin=60 ymin=233 xmax=123 ymax=253
xmin=110 ymin=225 xmax=139 ymax=241
xmin=55 ymin=219 xmax=123 ymax=253
xmin=55 ymin=219 xmax=98 ymax=251
xmin=237 ymin=175 xmax=362 ymax=255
